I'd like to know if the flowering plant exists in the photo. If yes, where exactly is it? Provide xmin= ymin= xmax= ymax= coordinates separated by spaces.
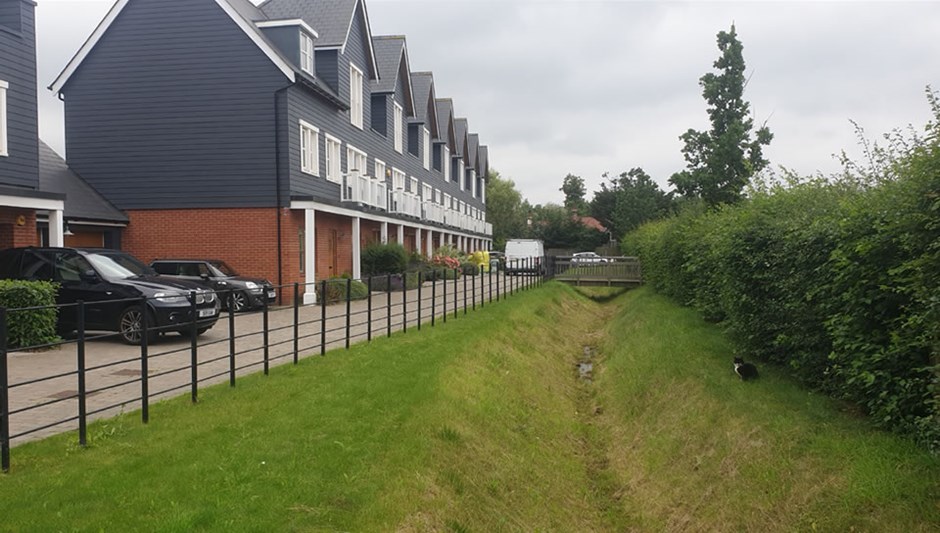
xmin=432 ymin=255 xmax=461 ymax=269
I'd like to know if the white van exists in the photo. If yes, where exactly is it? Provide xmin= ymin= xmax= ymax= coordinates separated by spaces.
xmin=504 ymin=239 xmax=545 ymax=275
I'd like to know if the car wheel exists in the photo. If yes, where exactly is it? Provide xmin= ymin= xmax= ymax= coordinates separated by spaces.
xmin=230 ymin=291 xmax=248 ymax=313
xmin=118 ymin=305 xmax=154 ymax=345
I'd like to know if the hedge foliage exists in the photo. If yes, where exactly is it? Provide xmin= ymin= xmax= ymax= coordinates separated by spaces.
xmin=316 ymin=277 xmax=369 ymax=305
xmin=0 ymin=280 xmax=60 ymax=350
xmin=361 ymin=243 xmax=409 ymax=276
xmin=625 ymin=90 xmax=940 ymax=451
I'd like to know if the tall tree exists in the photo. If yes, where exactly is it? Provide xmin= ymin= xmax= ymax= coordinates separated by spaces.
xmin=669 ymin=25 xmax=773 ymax=207
xmin=560 ymin=174 xmax=587 ymax=212
xmin=591 ymin=168 xmax=673 ymax=239
xmin=484 ymin=169 xmax=529 ymax=250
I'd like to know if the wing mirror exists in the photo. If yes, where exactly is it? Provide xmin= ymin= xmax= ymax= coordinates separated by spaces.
xmin=79 ymin=269 xmax=100 ymax=283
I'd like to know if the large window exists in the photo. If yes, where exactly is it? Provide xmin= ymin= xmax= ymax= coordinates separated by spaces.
xmin=422 ymin=128 xmax=430 ymax=170
xmin=410 ymin=177 xmax=419 ymax=194
xmin=299 ymin=120 xmax=319 ymax=175
xmin=392 ymin=168 xmax=405 ymax=190
xmin=423 ymin=183 xmax=432 ymax=201
xmin=0 ymin=80 xmax=7 ymax=157
xmin=325 ymin=134 xmax=342 ymax=183
xmin=393 ymin=102 xmax=403 ymax=153
xmin=347 ymin=145 xmax=367 ymax=174
xmin=349 ymin=64 xmax=363 ymax=129
xmin=300 ymin=33 xmax=314 ymax=75
xmin=442 ymin=146 xmax=450 ymax=181
xmin=374 ymin=158 xmax=386 ymax=180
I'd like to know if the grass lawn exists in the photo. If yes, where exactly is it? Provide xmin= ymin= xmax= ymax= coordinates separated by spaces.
xmin=0 ymin=283 xmax=936 ymax=531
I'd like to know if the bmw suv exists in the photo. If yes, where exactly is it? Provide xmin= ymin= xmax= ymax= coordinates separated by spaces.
xmin=150 ymin=259 xmax=276 ymax=312
xmin=0 ymin=247 xmax=219 ymax=344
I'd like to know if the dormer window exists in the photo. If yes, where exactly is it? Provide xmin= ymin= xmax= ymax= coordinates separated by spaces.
xmin=300 ymin=32 xmax=314 ymax=74
xmin=349 ymin=64 xmax=363 ymax=129
xmin=393 ymin=102 xmax=403 ymax=153
xmin=0 ymin=80 xmax=7 ymax=157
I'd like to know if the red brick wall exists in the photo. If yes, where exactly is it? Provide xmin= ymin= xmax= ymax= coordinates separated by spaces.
xmin=0 ymin=208 xmax=38 ymax=249
xmin=123 ymin=207 xmax=282 ymax=286
xmin=314 ymin=212 xmax=352 ymax=280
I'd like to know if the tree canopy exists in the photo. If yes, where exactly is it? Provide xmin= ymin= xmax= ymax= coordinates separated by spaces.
xmin=484 ymin=170 xmax=529 ymax=250
xmin=669 ymin=25 xmax=773 ymax=207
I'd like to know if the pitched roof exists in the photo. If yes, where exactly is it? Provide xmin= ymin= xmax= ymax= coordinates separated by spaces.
xmin=410 ymin=72 xmax=438 ymax=137
xmin=454 ymin=118 xmax=468 ymax=158
xmin=468 ymin=133 xmax=479 ymax=171
xmin=38 ymin=141 xmax=127 ymax=224
xmin=260 ymin=0 xmax=378 ymax=76
xmin=370 ymin=36 xmax=415 ymax=114
xmin=435 ymin=98 xmax=455 ymax=149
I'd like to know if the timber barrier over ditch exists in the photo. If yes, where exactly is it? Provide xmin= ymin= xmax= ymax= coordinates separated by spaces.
xmin=549 ymin=256 xmax=643 ymax=287
xmin=0 ymin=262 xmax=550 ymax=472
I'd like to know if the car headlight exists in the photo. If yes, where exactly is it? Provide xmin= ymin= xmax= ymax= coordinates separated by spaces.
xmin=153 ymin=292 xmax=187 ymax=304
xmin=245 ymin=281 xmax=259 ymax=289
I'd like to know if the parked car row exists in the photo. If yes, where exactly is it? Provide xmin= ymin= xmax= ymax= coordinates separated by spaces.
xmin=0 ymin=247 xmax=275 ymax=345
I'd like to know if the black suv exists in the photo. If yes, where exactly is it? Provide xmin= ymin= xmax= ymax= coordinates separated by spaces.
xmin=0 ymin=247 xmax=219 ymax=344
xmin=150 ymin=259 xmax=276 ymax=312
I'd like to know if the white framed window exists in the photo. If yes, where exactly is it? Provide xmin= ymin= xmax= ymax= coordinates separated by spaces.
xmin=0 ymin=80 xmax=7 ymax=157
xmin=349 ymin=64 xmax=363 ymax=129
xmin=443 ymin=146 xmax=450 ymax=181
xmin=392 ymin=167 xmax=405 ymax=189
xmin=444 ymin=193 xmax=452 ymax=210
xmin=346 ymin=145 xmax=367 ymax=174
xmin=300 ymin=33 xmax=314 ymax=74
xmin=459 ymin=201 xmax=466 ymax=215
xmin=422 ymin=128 xmax=430 ymax=170
xmin=423 ymin=183 xmax=432 ymax=200
xmin=325 ymin=134 xmax=342 ymax=183
xmin=374 ymin=158 xmax=386 ymax=180
xmin=458 ymin=160 xmax=465 ymax=190
xmin=435 ymin=189 xmax=441 ymax=203
xmin=410 ymin=177 xmax=419 ymax=194
xmin=393 ymin=102 xmax=403 ymax=153
xmin=299 ymin=120 xmax=319 ymax=175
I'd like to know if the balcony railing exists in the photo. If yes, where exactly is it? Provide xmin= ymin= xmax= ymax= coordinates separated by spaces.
xmin=389 ymin=189 xmax=421 ymax=218
xmin=341 ymin=171 xmax=388 ymax=211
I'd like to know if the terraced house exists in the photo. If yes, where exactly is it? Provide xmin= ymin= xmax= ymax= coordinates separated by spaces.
xmin=50 ymin=0 xmax=492 ymax=303
xmin=0 ymin=0 xmax=65 ymax=249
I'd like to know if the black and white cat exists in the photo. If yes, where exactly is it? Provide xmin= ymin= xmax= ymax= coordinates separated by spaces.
xmin=733 ymin=357 xmax=759 ymax=381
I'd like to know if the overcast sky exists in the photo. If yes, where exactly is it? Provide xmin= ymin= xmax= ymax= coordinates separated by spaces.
xmin=36 ymin=0 xmax=940 ymax=206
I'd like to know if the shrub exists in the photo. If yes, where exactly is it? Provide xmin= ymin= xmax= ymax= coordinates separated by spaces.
xmin=460 ymin=262 xmax=480 ymax=276
xmin=316 ymin=277 xmax=369 ymax=304
xmin=0 ymin=280 xmax=60 ymax=349
xmin=361 ymin=243 xmax=409 ymax=276
xmin=366 ymin=272 xmax=422 ymax=292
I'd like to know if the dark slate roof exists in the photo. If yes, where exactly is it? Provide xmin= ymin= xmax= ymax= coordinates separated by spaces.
xmin=468 ymin=133 xmax=479 ymax=171
xmin=435 ymin=98 xmax=455 ymax=149
xmin=228 ymin=0 xmax=267 ymax=23
xmin=38 ymin=141 xmax=127 ymax=223
xmin=261 ymin=0 xmax=355 ymax=47
xmin=410 ymin=72 xmax=438 ymax=136
xmin=454 ymin=118 xmax=468 ymax=158
xmin=371 ymin=36 xmax=405 ymax=92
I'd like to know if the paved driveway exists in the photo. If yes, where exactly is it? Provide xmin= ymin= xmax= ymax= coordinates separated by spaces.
xmin=4 ymin=272 xmax=532 ymax=448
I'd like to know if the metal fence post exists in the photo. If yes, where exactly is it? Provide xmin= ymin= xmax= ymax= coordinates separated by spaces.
xmin=496 ymin=266 xmax=500 ymax=302
xmin=77 ymin=300 xmax=87 ymax=447
xmin=417 ymin=271 xmax=423 ymax=331
xmin=386 ymin=274 xmax=392 ymax=338
xmin=442 ymin=270 xmax=447 ymax=324
xmin=293 ymin=282 xmax=299 ymax=364
xmin=140 ymin=296 xmax=149 ymax=423
xmin=367 ymin=276 xmax=373 ymax=342
xmin=472 ymin=268 xmax=477 ymax=311
xmin=0 ymin=307 xmax=9 ymax=472
xmin=320 ymin=280 xmax=327 ymax=356
xmin=345 ymin=278 xmax=351 ymax=349
xmin=402 ymin=274 xmax=408 ymax=333
xmin=453 ymin=270 xmax=458 ymax=319
xmin=489 ymin=264 xmax=493 ymax=303
xmin=431 ymin=274 xmax=437 ymax=327
xmin=262 ymin=298 xmax=270 ymax=375
xmin=190 ymin=291 xmax=198 ymax=404
xmin=479 ymin=266 xmax=484 ymax=309
xmin=228 ymin=291 xmax=236 ymax=387
xmin=463 ymin=269 xmax=468 ymax=315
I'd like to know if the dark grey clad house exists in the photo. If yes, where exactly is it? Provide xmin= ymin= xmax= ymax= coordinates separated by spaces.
xmin=49 ymin=0 xmax=492 ymax=303
xmin=1 ymin=0 xmax=66 ymax=249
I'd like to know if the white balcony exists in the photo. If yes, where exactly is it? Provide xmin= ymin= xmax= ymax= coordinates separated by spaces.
xmin=389 ymin=189 xmax=421 ymax=218
xmin=341 ymin=171 xmax=388 ymax=211
xmin=423 ymin=202 xmax=444 ymax=224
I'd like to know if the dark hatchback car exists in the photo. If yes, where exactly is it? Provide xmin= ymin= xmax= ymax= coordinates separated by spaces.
xmin=150 ymin=259 xmax=276 ymax=312
xmin=0 ymin=247 xmax=219 ymax=344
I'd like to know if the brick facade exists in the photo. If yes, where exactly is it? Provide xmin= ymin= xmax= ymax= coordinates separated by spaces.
xmin=0 ymin=208 xmax=39 ymax=249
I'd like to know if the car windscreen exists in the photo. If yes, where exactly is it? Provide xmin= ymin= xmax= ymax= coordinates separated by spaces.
xmin=86 ymin=252 xmax=156 ymax=280
xmin=209 ymin=261 xmax=237 ymax=277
